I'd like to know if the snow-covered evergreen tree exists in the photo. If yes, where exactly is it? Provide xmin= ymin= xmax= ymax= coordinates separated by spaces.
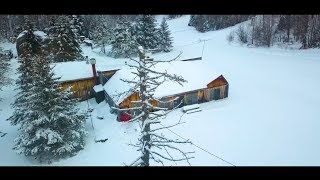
xmin=11 ymin=53 xmax=87 ymax=163
xmin=0 ymin=48 xmax=11 ymax=92
xmin=157 ymin=18 xmax=173 ymax=52
xmin=188 ymin=15 xmax=197 ymax=26
xmin=93 ymin=24 xmax=113 ymax=54
xmin=47 ymin=16 xmax=82 ymax=62
xmin=9 ymin=20 xmax=87 ymax=163
xmin=69 ymin=15 xmax=84 ymax=41
xmin=8 ymin=22 xmax=42 ymax=125
xmin=168 ymin=15 xmax=182 ymax=19
xmin=134 ymin=15 xmax=159 ymax=50
xmin=113 ymin=46 xmax=194 ymax=166
xmin=203 ymin=20 xmax=211 ymax=32
xmin=0 ymin=48 xmax=11 ymax=137
xmin=194 ymin=16 xmax=207 ymax=33
xmin=110 ymin=16 xmax=137 ymax=58
xmin=0 ymin=47 xmax=11 ymax=108
xmin=17 ymin=22 xmax=42 ymax=58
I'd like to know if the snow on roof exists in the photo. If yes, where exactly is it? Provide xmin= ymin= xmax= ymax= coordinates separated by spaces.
xmin=52 ymin=60 xmax=122 ymax=82
xmin=17 ymin=30 xmax=48 ymax=40
xmin=33 ymin=31 xmax=48 ymax=40
xmin=103 ymin=60 xmax=222 ymax=105
xmin=17 ymin=31 xmax=27 ymax=39
xmin=84 ymin=39 xmax=92 ymax=44
xmin=93 ymin=84 xmax=104 ymax=92
xmin=103 ymin=66 xmax=137 ymax=105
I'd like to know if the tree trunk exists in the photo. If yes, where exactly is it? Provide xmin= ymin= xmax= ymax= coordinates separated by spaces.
xmin=270 ymin=15 xmax=274 ymax=47
xmin=7 ymin=15 xmax=13 ymax=38
xmin=141 ymin=123 xmax=150 ymax=166
xmin=139 ymin=55 xmax=150 ymax=166
xmin=251 ymin=17 xmax=255 ymax=45
xmin=101 ymin=42 xmax=105 ymax=54
xmin=287 ymin=15 xmax=291 ymax=42
xmin=301 ymin=15 xmax=309 ymax=49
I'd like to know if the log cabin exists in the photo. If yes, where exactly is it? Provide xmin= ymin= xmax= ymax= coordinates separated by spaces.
xmin=53 ymin=61 xmax=121 ymax=100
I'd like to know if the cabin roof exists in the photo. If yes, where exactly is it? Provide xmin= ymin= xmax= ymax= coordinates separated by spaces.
xmin=103 ymin=60 xmax=225 ymax=105
xmin=52 ymin=61 xmax=122 ymax=82
xmin=207 ymin=75 xmax=228 ymax=87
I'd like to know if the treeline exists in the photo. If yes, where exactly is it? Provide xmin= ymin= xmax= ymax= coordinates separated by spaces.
xmin=188 ymin=15 xmax=252 ymax=32
xmin=0 ymin=15 xmax=173 ymax=60
xmin=228 ymin=15 xmax=320 ymax=49
xmin=188 ymin=15 xmax=320 ymax=49
xmin=0 ymin=15 xmax=138 ymax=40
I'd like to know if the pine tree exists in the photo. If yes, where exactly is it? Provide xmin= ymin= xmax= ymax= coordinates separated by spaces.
xmin=0 ymin=47 xmax=11 ymax=102
xmin=47 ymin=16 xmax=82 ymax=62
xmin=93 ymin=24 xmax=113 ymax=54
xmin=203 ymin=20 xmax=211 ymax=32
xmin=168 ymin=15 xmax=182 ymax=19
xmin=135 ymin=15 xmax=159 ymax=50
xmin=157 ymin=18 xmax=173 ymax=52
xmin=16 ymin=22 xmax=42 ymax=58
xmin=194 ymin=15 xmax=207 ymax=33
xmin=69 ymin=15 xmax=84 ymax=41
xmin=110 ymin=16 xmax=137 ymax=58
xmin=9 ymin=20 xmax=87 ymax=163
xmin=8 ymin=22 xmax=41 ymax=126
xmin=188 ymin=15 xmax=197 ymax=26
xmin=11 ymin=53 xmax=87 ymax=163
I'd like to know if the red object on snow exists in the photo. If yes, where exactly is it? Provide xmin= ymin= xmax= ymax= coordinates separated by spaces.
xmin=121 ymin=112 xmax=131 ymax=122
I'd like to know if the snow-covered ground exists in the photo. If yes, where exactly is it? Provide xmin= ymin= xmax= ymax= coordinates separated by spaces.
xmin=1 ymin=15 xmax=320 ymax=166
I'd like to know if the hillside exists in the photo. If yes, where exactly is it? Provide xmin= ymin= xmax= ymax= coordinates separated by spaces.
xmin=1 ymin=15 xmax=320 ymax=166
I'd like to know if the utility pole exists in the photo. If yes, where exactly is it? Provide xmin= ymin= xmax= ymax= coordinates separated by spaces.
xmin=200 ymin=39 xmax=210 ymax=58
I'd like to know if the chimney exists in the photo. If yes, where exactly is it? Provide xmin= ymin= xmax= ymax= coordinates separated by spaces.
xmin=89 ymin=58 xmax=97 ymax=85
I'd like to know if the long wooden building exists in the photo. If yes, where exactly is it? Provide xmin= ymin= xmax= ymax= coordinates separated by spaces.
xmin=101 ymin=60 xmax=229 ymax=120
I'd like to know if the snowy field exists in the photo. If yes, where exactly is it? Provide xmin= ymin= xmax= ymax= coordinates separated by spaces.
xmin=1 ymin=15 xmax=320 ymax=166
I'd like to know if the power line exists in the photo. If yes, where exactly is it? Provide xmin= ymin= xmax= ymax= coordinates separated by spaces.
xmin=87 ymin=99 xmax=94 ymax=130
xmin=159 ymin=114 xmax=236 ymax=167
xmin=171 ymin=29 xmax=194 ymax=34
xmin=174 ymin=40 xmax=203 ymax=48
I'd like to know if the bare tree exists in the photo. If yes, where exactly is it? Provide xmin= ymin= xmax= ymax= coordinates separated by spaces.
xmin=113 ymin=46 xmax=194 ymax=166
xmin=236 ymin=25 xmax=248 ymax=44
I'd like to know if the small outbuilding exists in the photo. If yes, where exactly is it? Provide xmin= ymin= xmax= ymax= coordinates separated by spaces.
xmin=93 ymin=84 xmax=104 ymax=103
